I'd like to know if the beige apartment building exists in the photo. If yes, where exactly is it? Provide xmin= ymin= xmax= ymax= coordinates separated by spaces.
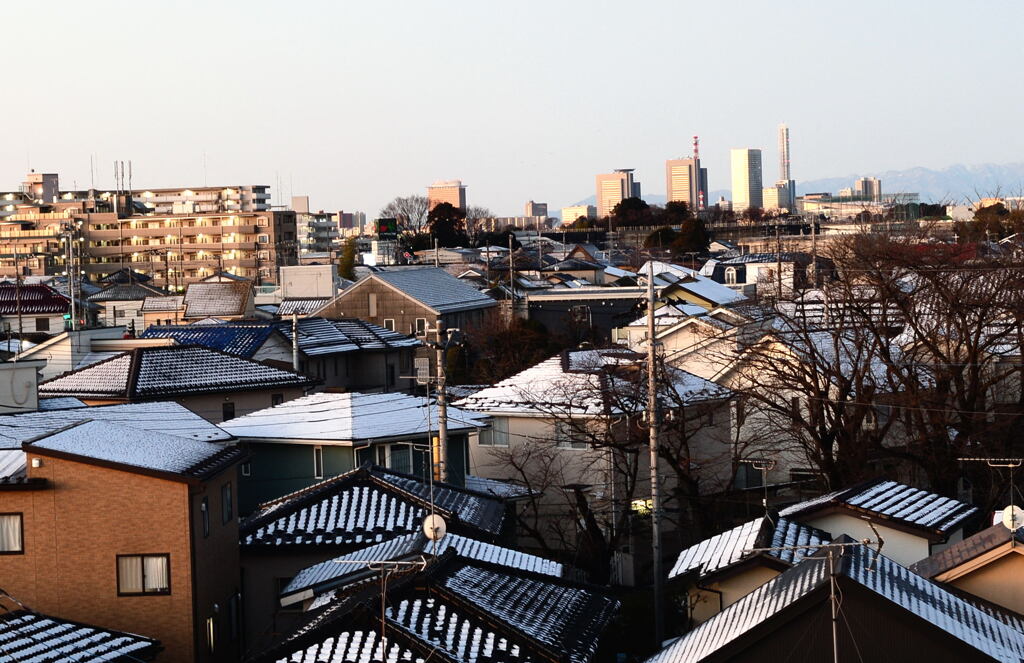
xmin=595 ymin=169 xmax=639 ymax=218
xmin=427 ymin=179 xmax=467 ymax=210
xmin=666 ymin=157 xmax=708 ymax=211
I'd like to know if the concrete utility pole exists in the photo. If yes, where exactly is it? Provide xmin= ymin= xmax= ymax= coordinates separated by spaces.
xmin=434 ymin=320 xmax=449 ymax=483
xmin=65 ymin=230 xmax=77 ymax=331
xmin=646 ymin=261 xmax=664 ymax=646
xmin=291 ymin=313 xmax=300 ymax=372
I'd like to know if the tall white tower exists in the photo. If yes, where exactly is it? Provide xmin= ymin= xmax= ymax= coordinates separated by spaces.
xmin=778 ymin=124 xmax=791 ymax=181
xmin=731 ymin=148 xmax=763 ymax=211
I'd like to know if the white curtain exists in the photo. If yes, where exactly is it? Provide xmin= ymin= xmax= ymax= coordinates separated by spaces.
xmin=117 ymin=556 xmax=143 ymax=593
xmin=144 ymin=556 xmax=170 ymax=592
xmin=0 ymin=515 xmax=21 ymax=552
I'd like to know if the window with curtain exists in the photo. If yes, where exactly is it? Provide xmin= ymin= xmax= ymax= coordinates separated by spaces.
xmin=0 ymin=514 xmax=23 ymax=553
xmin=117 ymin=554 xmax=170 ymax=595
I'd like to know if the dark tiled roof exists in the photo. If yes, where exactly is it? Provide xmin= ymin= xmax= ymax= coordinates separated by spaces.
xmin=277 ymin=297 xmax=331 ymax=316
xmin=240 ymin=465 xmax=506 ymax=548
xmin=87 ymin=282 xmax=165 ymax=302
xmin=372 ymin=268 xmax=497 ymax=313
xmin=910 ymin=524 xmax=1024 ymax=579
xmin=140 ymin=295 xmax=184 ymax=312
xmin=276 ymin=317 xmax=420 ymax=355
xmin=0 ymin=283 xmax=70 ymax=315
xmin=648 ymin=539 xmax=1024 ymax=663
xmin=99 ymin=268 xmax=152 ymax=284
xmin=141 ymin=324 xmax=279 ymax=358
xmin=38 ymin=345 xmax=316 ymax=400
xmin=779 ymin=478 xmax=978 ymax=537
xmin=0 ymin=609 xmax=161 ymax=661
xmin=183 ymin=281 xmax=252 ymax=318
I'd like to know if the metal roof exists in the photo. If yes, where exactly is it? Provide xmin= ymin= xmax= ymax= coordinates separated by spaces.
xmin=87 ymin=282 xmax=164 ymax=303
xmin=372 ymin=268 xmax=497 ymax=314
xmin=141 ymin=324 xmax=279 ymax=358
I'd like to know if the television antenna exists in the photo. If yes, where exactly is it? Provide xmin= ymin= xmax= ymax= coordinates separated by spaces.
xmin=958 ymin=457 xmax=1024 ymax=542
xmin=739 ymin=457 xmax=777 ymax=522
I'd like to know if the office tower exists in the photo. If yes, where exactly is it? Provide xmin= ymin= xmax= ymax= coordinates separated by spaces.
xmin=596 ymin=169 xmax=637 ymax=218
xmin=731 ymin=149 xmax=763 ymax=211
xmin=524 ymin=201 xmax=548 ymax=217
xmin=854 ymin=177 xmax=882 ymax=201
xmin=561 ymin=205 xmax=597 ymax=225
xmin=763 ymin=182 xmax=794 ymax=211
xmin=427 ymin=180 xmax=466 ymax=210
xmin=666 ymin=136 xmax=708 ymax=212
xmin=778 ymin=124 xmax=796 ymax=209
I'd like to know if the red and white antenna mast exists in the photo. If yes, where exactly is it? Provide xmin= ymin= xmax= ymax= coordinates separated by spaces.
xmin=692 ymin=135 xmax=700 ymax=160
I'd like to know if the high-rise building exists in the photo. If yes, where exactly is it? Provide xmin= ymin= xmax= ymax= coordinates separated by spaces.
xmin=777 ymin=124 xmax=796 ymax=209
xmin=731 ymin=149 xmax=763 ymax=211
xmin=524 ymin=201 xmax=548 ymax=217
xmin=427 ymin=180 xmax=466 ymax=210
xmin=666 ymin=137 xmax=709 ymax=212
xmin=854 ymin=177 xmax=882 ymax=201
xmin=596 ymin=169 xmax=639 ymax=218
xmin=561 ymin=205 xmax=597 ymax=225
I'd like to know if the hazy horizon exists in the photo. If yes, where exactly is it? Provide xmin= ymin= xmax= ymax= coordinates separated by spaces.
xmin=7 ymin=0 xmax=1023 ymax=217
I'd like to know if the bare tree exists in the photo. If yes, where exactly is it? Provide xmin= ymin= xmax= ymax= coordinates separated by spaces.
xmin=380 ymin=195 xmax=429 ymax=232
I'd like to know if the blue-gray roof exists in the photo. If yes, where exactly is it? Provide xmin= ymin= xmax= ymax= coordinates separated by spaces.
xmin=142 ymin=324 xmax=279 ymax=357
xmin=373 ymin=268 xmax=496 ymax=314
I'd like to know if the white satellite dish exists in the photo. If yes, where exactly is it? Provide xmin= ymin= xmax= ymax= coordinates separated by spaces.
xmin=1001 ymin=505 xmax=1024 ymax=531
xmin=423 ymin=514 xmax=447 ymax=541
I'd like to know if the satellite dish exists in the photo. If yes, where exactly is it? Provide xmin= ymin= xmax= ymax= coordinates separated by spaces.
xmin=423 ymin=514 xmax=447 ymax=542
xmin=1001 ymin=505 xmax=1024 ymax=531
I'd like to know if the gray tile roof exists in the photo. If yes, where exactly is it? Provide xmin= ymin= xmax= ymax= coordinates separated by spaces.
xmin=141 ymin=295 xmax=184 ymax=312
xmin=240 ymin=465 xmax=506 ymax=548
xmin=87 ymin=282 xmax=164 ymax=303
xmin=277 ymin=297 xmax=331 ymax=316
xmin=277 ymin=317 xmax=420 ymax=355
xmin=38 ymin=345 xmax=315 ymax=400
xmin=0 ymin=609 xmax=161 ymax=662
xmin=183 ymin=281 xmax=251 ymax=318
xmin=271 ymin=629 xmax=425 ymax=663
xmin=647 ymin=539 xmax=1024 ymax=663
xmin=910 ymin=524 xmax=1024 ymax=579
xmin=373 ymin=268 xmax=497 ymax=314
xmin=779 ymin=478 xmax=979 ymax=537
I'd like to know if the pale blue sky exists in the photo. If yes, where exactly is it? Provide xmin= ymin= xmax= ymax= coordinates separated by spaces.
xmin=6 ymin=0 xmax=1023 ymax=216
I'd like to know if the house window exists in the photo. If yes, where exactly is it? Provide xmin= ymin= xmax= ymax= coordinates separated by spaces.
xmin=368 ymin=293 xmax=377 ymax=317
xmin=414 ymin=318 xmax=427 ymax=336
xmin=271 ymin=393 xmax=284 ymax=406
xmin=383 ymin=318 xmax=395 ymax=331
xmin=725 ymin=267 xmax=737 ymax=285
xmin=116 ymin=554 xmax=170 ymax=595
xmin=241 ymin=461 xmax=252 ymax=477
xmin=313 ymin=445 xmax=324 ymax=479
xmin=480 ymin=418 xmax=509 ymax=447
xmin=554 ymin=421 xmax=588 ymax=450
xmin=222 ymin=402 xmax=236 ymax=421
xmin=0 ymin=513 xmax=23 ymax=554
xmin=201 ymin=497 xmax=210 ymax=537
xmin=35 ymin=318 xmax=50 ymax=332
xmin=221 ymin=482 xmax=233 ymax=524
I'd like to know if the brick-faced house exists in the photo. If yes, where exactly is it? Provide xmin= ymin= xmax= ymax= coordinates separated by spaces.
xmin=318 ymin=267 xmax=497 ymax=341
xmin=0 ymin=419 xmax=246 ymax=662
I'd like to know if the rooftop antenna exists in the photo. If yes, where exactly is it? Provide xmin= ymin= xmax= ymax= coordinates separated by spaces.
xmin=745 ymin=522 xmax=884 ymax=663
xmin=692 ymin=135 xmax=700 ymax=161
xmin=739 ymin=458 xmax=777 ymax=523
xmin=959 ymin=457 xmax=1024 ymax=542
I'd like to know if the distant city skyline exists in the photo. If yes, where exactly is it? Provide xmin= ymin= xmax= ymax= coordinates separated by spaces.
xmin=5 ymin=1 xmax=1023 ymax=217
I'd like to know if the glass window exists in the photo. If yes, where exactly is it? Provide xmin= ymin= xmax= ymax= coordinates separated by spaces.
xmin=35 ymin=318 xmax=50 ymax=332
xmin=222 ymin=402 xmax=236 ymax=421
xmin=0 ymin=513 xmax=23 ymax=554
xmin=480 ymin=418 xmax=509 ymax=447
xmin=221 ymin=482 xmax=233 ymax=524
xmin=554 ymin=421 xmax=588 ymax=450
xmin=414 ymin=318 xmax=427 ymax=336
xmin=383 ymin=318 xmax=395 ymax=331
xmin=117 ymin=554 xmax=170 ymax=595
xmin=313 ymin=446 xmax=324 ymax=479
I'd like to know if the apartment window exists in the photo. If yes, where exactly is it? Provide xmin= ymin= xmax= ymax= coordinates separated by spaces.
xmin=554 ymin=421 xmax=588 ymax=450
xmin=480 ymin=418 xmax=509 ymax=447
xmin=201 ymin=497 xmax=210 ymax=537
xmin=257 ymin=234 xmax=269 ymax=244
xmin=116 ymin=554 xmax=170 ymax=595
xmin=0 ymin=513 xmax=23 ymax=554
xmin=222 ymin=402 xmax=236 ymax=421
xmin=271 ymin=393 xmax=285 ymax=406
xmin=414 ymin=318 xmax=427 ymax=337
xmin=257 ymin=218 xmax=269 ymax=227
xmin=241 ymin=461 xmax=252 ymax=477
xmin=35 ymin=318 xmax=50 ymax=332
xmin=313 ymin=445 xmax=324 ymax=479
xmin=258 ymin=250 xmax=270 ymax=260
xmin=221 ymin=482 xmax=233 ymax=524
xmin=383 ymin=318 xmax=395 ymax=331
xmin=368 ymin=293 xmax=377 ymax=317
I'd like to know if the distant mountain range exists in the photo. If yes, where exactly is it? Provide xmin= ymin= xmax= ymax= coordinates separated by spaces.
xmin=565 ymin=163 xmax=1024 ymax=217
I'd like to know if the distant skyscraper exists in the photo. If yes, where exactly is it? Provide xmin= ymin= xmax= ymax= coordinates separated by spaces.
xmin=730 ymin=149 xmax=763 ymax=211
xmin=524 ymin=200 xmax=548 ymax=217
xmin=666 ymin=136 xmax=708 ymax=212
xmin=854 ymin=177 xmax=882 ymax=201
xmin=561 ymin=204 xmax=597 ymax=224
xmin=427 ymin=180 xmax=466 ymax=210
xmin=595 ymin=169 xmax=638 ymax=218
xmin=778 ymin=124 xmax=796 ymax=209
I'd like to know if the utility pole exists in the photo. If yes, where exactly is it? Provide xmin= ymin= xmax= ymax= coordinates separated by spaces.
xmin=646 ymin=261 xmax=663 ymax=646
xmin=775 ymin=221 xmax=783 ymax=300
xmin=508 ymin=233 xmax=515 ymax=313
xmin=65 ymin=229 xmax=77 ymax=331
xmin=291 ymin=313 xmax=300 ymax=372
xmin=434 ymin=320 xmax=449 ymax=483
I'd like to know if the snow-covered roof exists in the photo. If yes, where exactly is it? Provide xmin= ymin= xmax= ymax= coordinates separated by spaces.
xmin=455 ymin=349 xmax=730 ymax=417
xmin=637 ymin=260 xmax=747 ymax=306
xmin=464 ymin=474 xmax=533 ymax=499
xmin=0 ymin=449 xmax=25 ymax=481
xmin=241 ymin=465 xmax=506 ymax=547
xmin=38 ymin=345 xmax=315 ymax=400
xmin=277 ymin=317 xmax=420 ymax=355
xmin=182 ymin=281 xmax=251 ymax=318
xmin=0 ymin=609 xmax=161 ymax=662
xmin=371 ymin=268 xmax=497 ymax=314
xmin=272 ymin=630 xmax=423 ymax=663
xmin=26 ymin=420 xmax=243 ymax=482
xmin=282 ymin=532 xmax=562 ymax=605
xmin=627 ymin=302 xmax=710 ymax=327
xmin=277 ymin=297 xmax=331 ymax=316
xmin=0 ymin=283 xmax=70 ymax=315
xmin=87 ymin=282 xmax=164 ymax=303
xmin=0 ymin=401 xmax=231 ymax=447
xmin=141 ymin=295 xmax=184 ymax=312
xmin=36 ymin=396 xmax=86 ymax=410
xmin=648 ymin=540 xmax=1024 ymax=663
xmin=779 ymin=478 xmax=978 ymax=537
xmin=220 ymin=392 xmax=488 ymax=442
xmin=668 ymin=516 xmax=829 ymax=581
xmin=142 ymin=324 xmax=280 ymax=358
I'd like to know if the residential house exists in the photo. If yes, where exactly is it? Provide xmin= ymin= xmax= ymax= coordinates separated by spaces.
xmin=667 ymin=515 xmax=830 ymax=624
xmin=639 ymin=261 xmax=748 ymax=310
xmin=0 ymin=282 xmax=73 ymax=335
xmin=87 ymin=281 xmax=166 ymax=332
xmin=647 ymin=540 xmax=1024 ymax=663
xmin=708 ymin=252 xmax=834 ymax=298
xmin=141 ymin=295 xmax=186 ymax=328
xmin=181 ymin=281 xmax=256 ymax=321
xmin=219 ymin=391 xmax=491 ymax=512
xmin=318 ymin=267 xmax=497 ymax=341
xmin=910 ymin=523 xmax=1024 ymax=615
xmin=237 ymin=464 xmax=510 ymax=649
xmin=0 ymin=605 xmax=162 ymax=661
xmin=37 ymin=345 xmax=317 ymax=423
xmin=0 ymin=419 xmax=245 ymax=662
xmin=12 ymin=327 xmax=187 ymax=381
